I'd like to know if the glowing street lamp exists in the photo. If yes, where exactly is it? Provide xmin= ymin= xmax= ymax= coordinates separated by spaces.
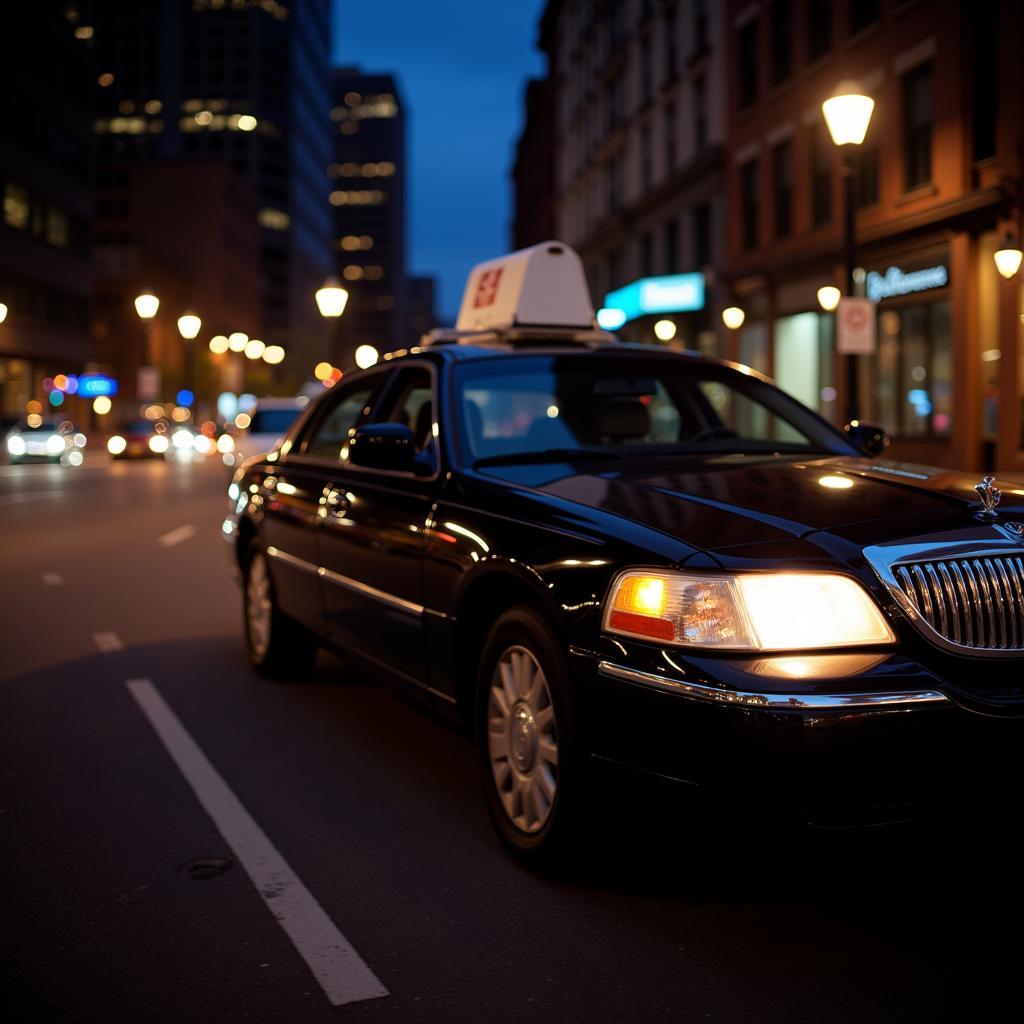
xmin=0 ymin=302 xmax=7 ymax=324
xmin=722 ymin=306 xmax=745 ymax=330
xmin=262 ymin=345 xmax=285 ymax=365
xmin=244 ymin=338 xmax=266 ymax=360
xmin=817 ymin=285 xmax=841 ymax=312
xmin=177 ymin=312 xmax=202 ymax=339
xmin=134 ymin=292 xmax=159 ymax=319
xmin=315 ymin=277 xmax=349 ymax=318
xmin=994 ymin=234 xmax=1023 ymax=279
xmin=227 ymin=331 xmax=248 ymax=352
xmin=821 ymin=83 xmax=875 ymax=147
xmin=354 ymin=344 xmax=379 ymax=369
xmin=653 ymin=319 xmax=677 ymax=342
xmin=822 ymin=81 xmax=874 ymax=422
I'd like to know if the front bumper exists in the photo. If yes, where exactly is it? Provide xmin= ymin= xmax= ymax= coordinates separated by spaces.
xmin=573 ymin=642 xmax=1023 ymax=825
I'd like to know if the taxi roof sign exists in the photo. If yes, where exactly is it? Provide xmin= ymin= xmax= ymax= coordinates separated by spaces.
xmin=455 ymin=241 xmax=595 ymax=333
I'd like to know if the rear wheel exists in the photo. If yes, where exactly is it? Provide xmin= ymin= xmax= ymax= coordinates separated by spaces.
xmin=243 ymin=546 xmax=317 ymax=679
xmin=476 ymin=606 xmax=585 ymax=863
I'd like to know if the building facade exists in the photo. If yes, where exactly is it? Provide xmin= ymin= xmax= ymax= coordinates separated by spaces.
xmin=0 ymin=7 xmax=94 ymax=420
xmin=81 ymin=0 xmax=333 ymax=380
xmin=328 ymin=68 xmax=407 ymax=365
xmin=537 ymin=0 xmax=728 ymax=349
xmin=511 ymin=76 xmax=556 ymax=249
xmin=724 ymin=0 xmax=1024 ymax=473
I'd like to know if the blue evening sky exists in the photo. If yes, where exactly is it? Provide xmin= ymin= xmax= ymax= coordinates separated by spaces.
xmin=330 ymin=0 xmax=547 ymax=322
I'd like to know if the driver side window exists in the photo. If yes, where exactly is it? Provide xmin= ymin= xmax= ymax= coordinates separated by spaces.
xmin=304 ymin=376 xmax=383 ymax=461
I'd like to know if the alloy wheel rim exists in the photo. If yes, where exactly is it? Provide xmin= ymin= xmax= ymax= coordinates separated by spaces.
xmin=246 ymin=554 xmax=272 ymax=658
xmin=487 ymin=645 xmax=559 ymax=834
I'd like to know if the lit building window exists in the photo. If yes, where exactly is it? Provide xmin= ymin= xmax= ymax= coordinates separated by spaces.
xmin=329 ymin=190 xmax=386 ymax=206
xmin=338 ymin=235 xmax=374 ymax=251
xmin=343 ymin=265 xmax=364 ymax=281
xmin=74 ymin=25 xmax=94 ymax=39
xmin=118 ymin=99 xmax=135 ymax=114
xmin=3 ymin=183 xmax=29 ymax=230
xmin=144 ymin=99 xmax=162 ymax=114
xmin=258 ymin=208 xmax=290 ymax=231
xmin=345 ymin=91 xmax=362 ymax=106
xmin=364 ymin=265 xmax=384 ymax=280
xmin=98 ymin=72 xmax=114 ymax=87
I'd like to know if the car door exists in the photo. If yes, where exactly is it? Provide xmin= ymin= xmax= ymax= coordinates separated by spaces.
xmin=262 ymin=374 xmax=386 ymax=636
xmin=316 ymin=362 xmax=440 ymax=688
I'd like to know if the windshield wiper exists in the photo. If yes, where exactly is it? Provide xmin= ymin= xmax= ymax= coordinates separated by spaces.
xmin=473 ymin=448 xmax=624 ymax=468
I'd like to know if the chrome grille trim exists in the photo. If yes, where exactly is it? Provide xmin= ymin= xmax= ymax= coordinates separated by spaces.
xmin=864 ymin=529 xmax=1024 ymax=658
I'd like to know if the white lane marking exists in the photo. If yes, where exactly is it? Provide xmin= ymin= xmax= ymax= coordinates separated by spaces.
xmin=42 ymin=572 xmax=63 ymax=586
xmin=158 ymin=524 xmax=196 ymax=547
xmin=125 ymin=679 xmax=388 ymax=1007
xmin=93 ymin=632 xmax=124 ymax=652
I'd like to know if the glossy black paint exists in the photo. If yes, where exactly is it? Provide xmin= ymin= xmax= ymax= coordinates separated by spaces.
xmin=226 ymin=342 xmax=1024 ymax=824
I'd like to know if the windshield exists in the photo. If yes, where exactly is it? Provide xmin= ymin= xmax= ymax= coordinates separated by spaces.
xmin=455 ymin=354 xmax=855 ymax=464
xmin=248 ymin=408 xmax=300 ymax=434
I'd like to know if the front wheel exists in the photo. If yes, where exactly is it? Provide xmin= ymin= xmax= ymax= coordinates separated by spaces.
xmin=476 ymin=606 xmax=585 ymax=864
xmin=243 ymin=546 xmax=318 ymax=679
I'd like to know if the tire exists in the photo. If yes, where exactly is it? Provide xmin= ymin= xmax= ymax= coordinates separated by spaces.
xmin=475 ymin=605 xmax=586 ymax=864
xmin=242 ymin=545 xmax=318 ymax=679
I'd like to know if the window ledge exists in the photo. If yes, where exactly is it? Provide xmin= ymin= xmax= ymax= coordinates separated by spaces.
xmin=895 ymin=183 xmax=937 ymax=206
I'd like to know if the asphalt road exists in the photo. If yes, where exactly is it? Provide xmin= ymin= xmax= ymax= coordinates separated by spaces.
xmin=2 ymin=454 xmax=1021 ymax=1022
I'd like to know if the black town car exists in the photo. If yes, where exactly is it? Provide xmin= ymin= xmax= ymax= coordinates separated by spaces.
xmin=225 ymin=242 xmax=1024 ymax=860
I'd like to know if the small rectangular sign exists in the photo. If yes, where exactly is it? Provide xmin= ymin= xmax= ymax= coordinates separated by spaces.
xmin=836 ymin=297 xmax=877 ymax=355
xmin=137 ymin=366 xmax=160 ymax=401
xmin=78 ymin=373 xmax=119 ymax=397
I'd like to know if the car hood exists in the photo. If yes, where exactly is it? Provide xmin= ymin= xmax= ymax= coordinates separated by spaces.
xmin=481 ymin=454 xmax=1024 ymax=553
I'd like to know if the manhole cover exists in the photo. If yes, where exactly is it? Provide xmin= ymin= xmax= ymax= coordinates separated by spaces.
xmin=179 ymin=857 xmax=233 ymax=881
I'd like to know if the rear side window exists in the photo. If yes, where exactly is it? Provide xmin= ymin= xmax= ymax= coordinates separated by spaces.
xmin=304 ymin=377 xmax=382 ymax=461
xmin=249 ymin=408 xmax=301 ymax=434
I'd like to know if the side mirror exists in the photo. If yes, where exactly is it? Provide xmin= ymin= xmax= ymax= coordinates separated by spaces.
xmin=348 ymin=423 xmax=416 ymax=471
xmin=844 ymin=420 xmax=890 ymax=457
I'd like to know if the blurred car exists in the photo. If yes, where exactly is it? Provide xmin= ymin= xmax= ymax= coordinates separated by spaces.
xmin=231 ymin=397 xmax=306 ymax=463
xmin=5 ymin=417 xmax=86 ymax=464
xmin=107 ymin=419 xmax=170 ymax=459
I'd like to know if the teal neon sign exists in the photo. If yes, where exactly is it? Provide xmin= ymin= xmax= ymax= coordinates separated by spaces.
xmin=603 ymin=273 xmax=705 ymax=324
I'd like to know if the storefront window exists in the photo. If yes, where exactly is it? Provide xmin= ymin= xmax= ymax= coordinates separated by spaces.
xmin=774 ymin=311 xmax=835 ymax=419
xmin=864 ymin=300 xmax=951 ymax=437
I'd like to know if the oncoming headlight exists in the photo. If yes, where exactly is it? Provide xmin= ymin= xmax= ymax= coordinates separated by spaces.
xmin=604 ymin=569 xmax=895 ymax=651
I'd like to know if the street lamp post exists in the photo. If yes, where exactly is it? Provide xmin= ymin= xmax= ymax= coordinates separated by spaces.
xmin=316 ymin=277 xmax=349 ymax=366
xmin=822 ymin=82 xmax=874 ymax=422
xmin=177 ymin=312 xmax=202 ymax=416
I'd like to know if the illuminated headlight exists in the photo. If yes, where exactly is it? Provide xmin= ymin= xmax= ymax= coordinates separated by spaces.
xmin=46 ymin=434 xmax=66 ymax=455
xmin=604 ymin=570 xmax=895 ymax=651
xmin=107 ymin=435 xmax=127 ymax=455
xmin=217 ymin=433 xmax=235 ymax=454
xmin=149 ymin=434 xmax=170 ymax=454
xmin=172 ymin=429 xmax=194 ymax=449
xmin=7 ymin=435 xmax=26 ymax=456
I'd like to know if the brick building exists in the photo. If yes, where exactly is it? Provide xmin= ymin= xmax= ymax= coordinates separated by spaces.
xmin=724 ymin=0 xmax=1023 ymax=472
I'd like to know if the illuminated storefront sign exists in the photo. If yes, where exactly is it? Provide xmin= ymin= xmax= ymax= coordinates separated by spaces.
xmin=866 ymin=264 xmax=948 ymax=302
xmin=603 ymin=272 xmax=705 ymax=323
xmin=77 ymin=374 xmax=118 ymax=397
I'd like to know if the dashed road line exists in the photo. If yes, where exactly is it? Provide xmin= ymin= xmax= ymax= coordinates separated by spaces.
xmin=42 ymin=571 xmax=63 ymax=586
xmin=93 ymin=632 xmax=124 ymax=652
xmin=158 ymin=524 xmax=196 ymax=547
xmin=125 ymin=679 xmax=388 ymax=1008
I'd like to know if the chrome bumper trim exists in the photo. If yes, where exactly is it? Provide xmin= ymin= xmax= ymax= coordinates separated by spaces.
xmin=597 ymin=661 xmax=951 ymax=711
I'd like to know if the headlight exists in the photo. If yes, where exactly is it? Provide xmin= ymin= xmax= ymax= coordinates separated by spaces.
xmin=7 ymin=435 xmax=26 ymax=456
xmin=604 ymin=570 xmax=895 ymax=651
xmin=172 ymin=428 xmax=194 ymax=449
xmin=149 ymin=434 xmax=170 ymax=453
xmin=217 ymin=433 xmax=235 ymax=454
xmin=107 ymin=435 xmax=127 ymax=455
xmin=46 ymin=434 xmax=66 ymax=455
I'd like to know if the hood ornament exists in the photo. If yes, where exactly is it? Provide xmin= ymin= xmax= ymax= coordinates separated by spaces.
xmin=975 ymin=475 xmax=1001 ymax=519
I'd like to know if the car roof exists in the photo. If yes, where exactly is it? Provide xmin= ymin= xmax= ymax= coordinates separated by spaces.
xmin=251 ymin=396 xmax=306 ymax=409
xmin=382 ymin=339 xmax=772 ymax=383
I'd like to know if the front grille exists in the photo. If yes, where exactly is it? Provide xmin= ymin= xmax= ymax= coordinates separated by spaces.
xmin=893 ymin=554 xmax=1024 ymax=651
